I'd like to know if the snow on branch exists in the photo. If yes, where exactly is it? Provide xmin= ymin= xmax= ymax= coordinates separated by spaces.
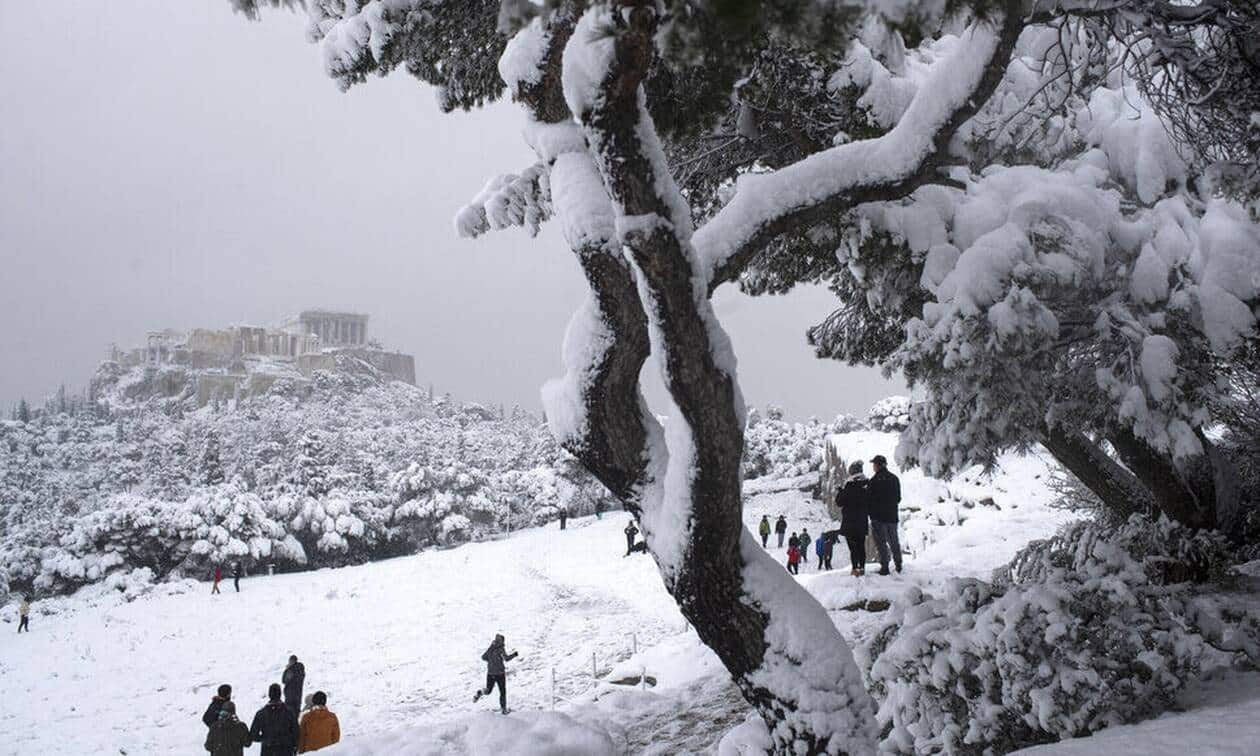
xmin=697 ymin=2 xmax=1026 ymax=294
xmin=454 ymin=163 xmax=552 ymax=238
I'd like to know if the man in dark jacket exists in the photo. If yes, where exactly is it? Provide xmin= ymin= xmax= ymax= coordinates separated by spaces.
xmin=836 ymin=461 xmax=871 ymax=575
xmin=868 ymin=455 xmax=903 ymax=575
xmin=558 ymin=506 xmax=568 ymax=530
xmin=624 ymin=521 xmax=639 ymax=556
xmin=821 ymin=530 xmax=840 ymax=570
xmin=232 ymin=562 xmax=242 ymax=592
xmin=202 ymin=684 xmax=233 ymax=728
xmin=283 ymin=655 xmax=306 ymax=719
xmin=251 ymin=683 xmax=299 ymax=756
xmin=206 ymin=700 xmax=252 ymax=756
xmin=774 ymin=515 xmax=788 ymax=547
xmin=473 ymin=633 xmax=519 ymax=714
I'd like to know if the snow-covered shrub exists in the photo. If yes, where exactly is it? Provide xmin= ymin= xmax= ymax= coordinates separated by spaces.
xmin=860 ymin=515 xmax=1253 ymax=754
xmin=742 ymin=410 xmax=862 ymax=481
xmin=866 ymin=396 xmax=911 ymax=432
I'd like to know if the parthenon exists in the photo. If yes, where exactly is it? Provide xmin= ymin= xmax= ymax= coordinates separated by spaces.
xmin=286 ymin=310 xmax=369 ymax=348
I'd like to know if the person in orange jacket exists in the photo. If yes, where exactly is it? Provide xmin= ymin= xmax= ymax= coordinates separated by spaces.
xmin=297 ymin=691 xmax=340 ymax=753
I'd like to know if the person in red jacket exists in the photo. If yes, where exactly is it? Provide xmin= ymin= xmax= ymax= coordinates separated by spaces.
xmin=211 ymin=565 xmax=222 ymax=595
xmin=786 ymin=545 xmax=801 ymax=575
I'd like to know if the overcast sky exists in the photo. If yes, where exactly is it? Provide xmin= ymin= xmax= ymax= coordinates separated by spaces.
xmin=0 ymin=1 xmax=904 ymax=420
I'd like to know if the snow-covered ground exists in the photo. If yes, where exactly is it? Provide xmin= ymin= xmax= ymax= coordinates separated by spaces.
xmin=3 ymin=433 xmax=1254 ymax=754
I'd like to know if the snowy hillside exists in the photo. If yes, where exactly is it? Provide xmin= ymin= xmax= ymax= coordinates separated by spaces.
xmin=2 ymin=431 xmax=1077 ymax=754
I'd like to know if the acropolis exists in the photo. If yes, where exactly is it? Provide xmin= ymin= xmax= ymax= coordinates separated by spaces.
xmin=108 ymin=309 xmax=416 ymax=404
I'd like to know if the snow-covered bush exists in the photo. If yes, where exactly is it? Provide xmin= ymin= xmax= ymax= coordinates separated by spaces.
xmin=742 ymin=410 xmax=862 ymax=481
xmin=860 ymin=515 xmax=1256 ymax=754
xmin=0 ymin=363 xmax=618 ymax=597
xmin=866 ymin=396 xmax=911 ymax=432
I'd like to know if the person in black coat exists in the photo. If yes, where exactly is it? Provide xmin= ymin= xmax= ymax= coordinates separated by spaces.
xmin=232 ymin=563 xmax=242 ymax=592
xmin=835 ymin=461 xmax=871 ymax=576
xmin=624 ymin=521 xmax=640 ymax=555
xmin=774 ymin=515 xmax=788 ymax=547
xmin=282 ymin=655 xmax=305 ymax=719
xmin=867 ymin=454 xmax=903 ymax=574
xmin=820 ymin=530 xmax=840 ymax=571
xmin=473 ymin=633 xmax=519 ymax=714
xmin=250 ymin=683 xmax=299 ymax=756
xmin=202 ymin=684 xmax=233 ymax=728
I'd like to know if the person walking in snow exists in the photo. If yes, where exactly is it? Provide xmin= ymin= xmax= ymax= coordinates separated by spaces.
xmin=558 ymin=506 xmax=568 ymax=530
xmin=624 ymin=521 xmax=640 ymax=556
xmin=814 ymin=532 xmax=826 ymax=569
xmin=16 ymin=596 xmax=30 ymax=633
xmin=788 ymin=532 xmax=799 ymax=551
xmin=868 ymin=455 xmax=903 ymax=575
xmin=283 ymin=655 xmax=306 ymax=720
xmin=836 ymin=461 xmax=871 ymax=576
xmin=250 ymin=683 xmax=299 ymax=756
xmin=786 ymin=544 xmax=801 ymax=575
xmin=232 ymin=562 xmax=242 ymax=593
xmin=203 ymin=684 xmax=234 ymax=728
xmin=799 ymin=529 xmax=812 ymax=566
xmin=211 ymin=564 xmax=222 ymax=595
xmin=205 ymin=700 xmax=252 ymax=756
xmin=774 ymin=515 xmax=788 ymax=547
xmin=297 ymin=691 xmax=340 ymax=753
xmin=758 ymin=515 xmax=771 ymax=548
xmin=473 ymin=633 xmax=518 ymax=714
xmin=594 ymin=500 xmax=603 ymax=520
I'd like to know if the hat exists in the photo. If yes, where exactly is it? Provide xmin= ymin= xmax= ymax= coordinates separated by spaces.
xmin=871 ymin=455 xmax=888 ymax=466
xmin=847 ymin=460 xmax=864 ymax=475
xmin=219 ymin=701 xmax=236 ymax=718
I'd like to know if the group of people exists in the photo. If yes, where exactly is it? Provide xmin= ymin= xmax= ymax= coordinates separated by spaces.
xmin=211 ymin=562 xmax=245 ymax=594
xmin=759 ymin=454 xmax=903 ymax=577
xmin=202 ymin=655 xmax=340 ymax=755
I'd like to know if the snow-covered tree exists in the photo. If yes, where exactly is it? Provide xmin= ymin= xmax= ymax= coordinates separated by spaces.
xmin=226 ymin=1 xmax=1259 ymax=751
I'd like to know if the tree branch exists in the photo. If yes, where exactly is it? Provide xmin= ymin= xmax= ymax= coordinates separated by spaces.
xmin=698 ymin=0 xmax=1028 ymax=295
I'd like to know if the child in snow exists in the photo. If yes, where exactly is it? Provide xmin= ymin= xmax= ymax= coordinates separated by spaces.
xmin=799 ymin=529 xmax=812 ymax=566
xmin=202 ymin=684 xmax=234 ymax=728
xmin=473 ymin=633 xmax=519 ymax=714
xmin=205 ymin=700 xmax=251 ymax=756
xmin=786 ymin=545 xmax=801 ymax=575
xmin=211 ymin=565 xmax=222 ymax=595
xmin=758 ymin=515 xmax=771 ymax=547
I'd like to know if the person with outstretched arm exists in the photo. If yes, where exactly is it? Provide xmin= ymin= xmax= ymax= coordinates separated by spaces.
xmin=473 ymin=634 xmax=518 ymax=714
xmin=250 ymin=683 xmax=299 ymax=756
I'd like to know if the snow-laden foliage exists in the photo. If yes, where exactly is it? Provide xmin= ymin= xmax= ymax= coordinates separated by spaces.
xmin=0 ymin=362 xmax=615 ymax=599
xmin=859 ymin=515 xmax=1260 ymax=754
xmin=742 ymin=408 xmax=863 ymax=482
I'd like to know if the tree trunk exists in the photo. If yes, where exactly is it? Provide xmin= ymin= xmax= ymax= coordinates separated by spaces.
xmin=1108 ymin=426 xmax=1217 ymax=530
xmin=1039 ymin=426 xmax=1153 ymax=520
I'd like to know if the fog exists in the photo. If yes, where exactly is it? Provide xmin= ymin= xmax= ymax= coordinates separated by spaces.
xmin=0 ymin=0 xmax=904 ymax=420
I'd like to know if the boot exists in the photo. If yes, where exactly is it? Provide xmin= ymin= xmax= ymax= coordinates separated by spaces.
xmin=473 ymin=690 xmax=484 ymax=703
xmin=896 ymin=562 xmax=903 ymax=574
xmin=878 ymin=564 xmax=891 ymax=576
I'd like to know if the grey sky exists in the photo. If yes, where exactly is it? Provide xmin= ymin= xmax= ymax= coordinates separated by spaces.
xmin=0 ymin=1 xmax=904 ymax=420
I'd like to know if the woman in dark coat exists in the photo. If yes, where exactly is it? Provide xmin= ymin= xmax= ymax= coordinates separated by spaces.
xmin=835 ymin=461 xmax=870 ymax=576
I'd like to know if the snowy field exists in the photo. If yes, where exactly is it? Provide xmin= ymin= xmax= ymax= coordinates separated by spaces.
xmin=4 ymin=436 xmax=1257 ymax=754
